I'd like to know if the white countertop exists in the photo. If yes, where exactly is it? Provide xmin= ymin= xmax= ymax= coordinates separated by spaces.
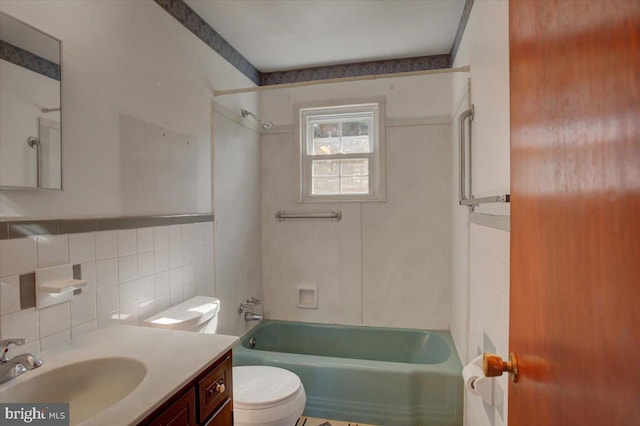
xmin=0 ymin=325 xmax=238 ymax=425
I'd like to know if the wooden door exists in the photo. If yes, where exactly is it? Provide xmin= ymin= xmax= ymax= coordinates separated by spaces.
xmin=509 ymin=1 xmax=640 ymax=425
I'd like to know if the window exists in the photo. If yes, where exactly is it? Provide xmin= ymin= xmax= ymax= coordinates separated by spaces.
xmin=298 ymin=102 xmax=386 ymax=202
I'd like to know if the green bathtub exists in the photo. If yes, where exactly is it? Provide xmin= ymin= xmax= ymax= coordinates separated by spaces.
xmin=233 ymin=320 xmax=463 ymax=426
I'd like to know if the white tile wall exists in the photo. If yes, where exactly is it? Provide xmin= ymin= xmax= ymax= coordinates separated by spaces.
xmin=97 ymin=285 xmax=118 ymax=317
xmin=0 ymin=222 xmax=215 ymax=357
xmin=466 ymin=223 xmax=510 ymax=426
xmin=136 ymin=228 xmax=154 ymax=253
xmin=69 ymin=233 xmax=95 ymax=264
xmin=138 ymin=252 xmax=155 ymax=278
xmin=40 ymin=329 xmax=71 ymax=351
xmin=153 ymin=227 xmax=169 ymax=250
xmin=0 ymin=275 xmax=21 ymax=315
xmin=80 ymin=262 xmax=96 ymax=292
xmin=95 ymin=231 xmax=117 ymax=260
xmin=117 ymin=230 xmax=137 ymax=256
xmin=71 ymin=320 xmax=97 ymax=339
xmin=96 ymin=258 xmax=118 ymax=288
xmin=118 ymin=255 xmax=138 ymax=283
xmin=0 ymin=237 xmax=36 ymax=276
xmin=70 ymin=291 xmax=96 ymax=327
xmin=36 ymin=235 xmax=69 ymax=269
xmin=154 ymin=249 xmax=169 ymax=273
xmin=138 ymin=275 xmax=155 ymax=301
xmin=39 ymin=303 xmax=71 ymax=338
xmin=0 ymin=308 xmax=39 ymax=344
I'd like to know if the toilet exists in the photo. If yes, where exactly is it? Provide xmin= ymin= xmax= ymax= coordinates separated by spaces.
xmin=143 ymin=296 xmax=306 ymax=426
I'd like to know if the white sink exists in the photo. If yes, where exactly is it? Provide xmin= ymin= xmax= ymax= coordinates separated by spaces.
xmin=2 ymin=357 xmax=146 ymax=425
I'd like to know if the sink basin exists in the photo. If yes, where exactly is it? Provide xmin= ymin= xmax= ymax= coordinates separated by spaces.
xmin=1 ymin=357 xmax=146 ymax=425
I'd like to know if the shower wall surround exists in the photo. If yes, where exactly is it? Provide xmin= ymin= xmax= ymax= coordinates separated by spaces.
xmin=260 ymin=74 xmax=455 ymax=330
xmin=212 ymin=109 xmax=263 ymax=337
xmin=0 ymin=220 xmax=214 ymax=357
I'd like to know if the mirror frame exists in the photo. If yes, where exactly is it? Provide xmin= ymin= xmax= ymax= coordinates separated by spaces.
xmin=0 ymin=11 xmax=63 ymax=192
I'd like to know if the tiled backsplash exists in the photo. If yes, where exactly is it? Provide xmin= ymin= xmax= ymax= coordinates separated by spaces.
xmin=0 ymin=222 xmax=214 ymax=357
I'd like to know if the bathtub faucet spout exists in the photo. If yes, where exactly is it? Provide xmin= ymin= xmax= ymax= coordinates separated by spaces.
xmin=244 ymin=311 xmax=263 ymax=321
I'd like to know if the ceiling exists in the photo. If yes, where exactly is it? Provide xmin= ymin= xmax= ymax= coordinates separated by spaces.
xmin=184 ymin=0 xmax=467 ymax=73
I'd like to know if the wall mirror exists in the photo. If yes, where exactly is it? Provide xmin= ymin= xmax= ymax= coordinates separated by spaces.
xmin=0 ymin=12 xmax=62 ymax=190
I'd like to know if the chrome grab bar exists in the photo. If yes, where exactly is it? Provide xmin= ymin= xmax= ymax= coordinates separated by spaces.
xmin=457 ymin=104 xmax=510 ymax=209
xmin=275 ymin=210 xmax=342 ymax=222
xmin=458 ymin=105 xmax=474 ymax=204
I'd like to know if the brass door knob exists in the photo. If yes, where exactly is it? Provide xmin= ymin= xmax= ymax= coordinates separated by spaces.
xmin=482 ymin=352 xmax=519 ymax=383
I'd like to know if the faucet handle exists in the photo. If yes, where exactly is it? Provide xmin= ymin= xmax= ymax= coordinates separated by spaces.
xmin=249 ymin=297 xmax=261 ymax=305
xmin=238 ymin=302 xmax=254 ymax=313
xmin=0 ymin=339 xmax=26 ymax=362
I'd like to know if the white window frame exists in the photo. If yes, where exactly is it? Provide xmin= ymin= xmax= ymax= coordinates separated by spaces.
xmin=295 ymin=99 xmax=386 ymax=202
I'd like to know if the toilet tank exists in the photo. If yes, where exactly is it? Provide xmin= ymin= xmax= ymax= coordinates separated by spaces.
xmin=142 ymin=296 xmax=220 ymax=334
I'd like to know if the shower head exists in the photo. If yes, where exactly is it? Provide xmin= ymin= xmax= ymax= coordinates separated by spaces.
xmin=241 ymin=109 xmax=273 ymax=132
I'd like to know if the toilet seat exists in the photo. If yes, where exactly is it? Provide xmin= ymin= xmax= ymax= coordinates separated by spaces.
xmin=234 ymin=366 xmax=302 ymax=409
xmin=233 ymin=366 xmax=306 ymax=426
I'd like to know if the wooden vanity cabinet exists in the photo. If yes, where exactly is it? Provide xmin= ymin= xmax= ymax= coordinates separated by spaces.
xmin=140 ymin=350 xmax=233 ymax=426
xmin=147 ymin=388 xmax=197 ymax=426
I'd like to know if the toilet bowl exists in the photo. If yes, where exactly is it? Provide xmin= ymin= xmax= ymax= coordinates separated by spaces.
xmin=233 ymin=366 xmax=305 ymax=426
xmin=143 ymin=296 xmax=305 ymax=426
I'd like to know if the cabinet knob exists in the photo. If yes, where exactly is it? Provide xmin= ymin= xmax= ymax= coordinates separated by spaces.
xmin=216 ymin=382 xmax=225 ymax=393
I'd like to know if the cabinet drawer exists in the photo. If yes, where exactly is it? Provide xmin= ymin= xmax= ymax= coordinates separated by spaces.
xmin=198 ymin=355 xmax=232 ymax=422
xmin=149 ymin=388 xmax=197 ymax=426
xmin=202 ymin=398 xmax=232 ymax=426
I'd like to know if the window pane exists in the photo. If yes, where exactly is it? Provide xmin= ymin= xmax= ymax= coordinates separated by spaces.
xmin=313 ymin=122 xmax=339 ymax=138
xmin=301 ymin=105 xmax=381 ymax=200
xmin=341 ymin=176 xmax=369 ymax=194
xmin=342 ymin=120 xmax=371 ymax=154
xmin=310 ymin=122 xmax=340 ymax=155
xmin=340 ymin=159 xmax=368 ymax=176
xmin=342 ymin=121 xmax=369 ymax=137
xmin=312 ymin=137 xmax=340 ymax=155
xmin=312 ymin=160 xmax=339 ymax=177
xmin=341 ymin=136 xmax=371 ymax=154
xmin=312 ymin=177 xmax=339 ymax=195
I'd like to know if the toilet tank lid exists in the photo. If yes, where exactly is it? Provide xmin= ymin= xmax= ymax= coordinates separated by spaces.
xmin=143 ymin=296 xmax=220 ymax=331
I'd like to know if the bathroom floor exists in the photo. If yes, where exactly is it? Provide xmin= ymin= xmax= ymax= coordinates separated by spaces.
xmin=297 ymin=416 xmax=377 ymax=426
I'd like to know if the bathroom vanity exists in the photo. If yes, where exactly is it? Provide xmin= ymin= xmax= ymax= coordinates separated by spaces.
xmin=0 ymin=325 xmax=237 ymax=425
xmin=139 ymin=349 xmax=233 ymax=425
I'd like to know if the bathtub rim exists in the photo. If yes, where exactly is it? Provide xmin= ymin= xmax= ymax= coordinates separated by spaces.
xmin=234 ymin=319 xmax=463 ymax=374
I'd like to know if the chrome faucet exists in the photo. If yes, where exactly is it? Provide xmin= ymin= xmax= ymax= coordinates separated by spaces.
xmin=244 ymin=311 xmax=263 ymax=321
xmin=0 ymin=339 xmax=44 ymax=384
xmin=238 ymin=296 xmax=262 ymax=314
xmin=239 ymin=297 xmax=263 ymax=321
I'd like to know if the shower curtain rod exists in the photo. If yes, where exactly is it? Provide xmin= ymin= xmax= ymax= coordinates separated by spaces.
xmin=213 ymin=65 xmax=470 ymax=97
